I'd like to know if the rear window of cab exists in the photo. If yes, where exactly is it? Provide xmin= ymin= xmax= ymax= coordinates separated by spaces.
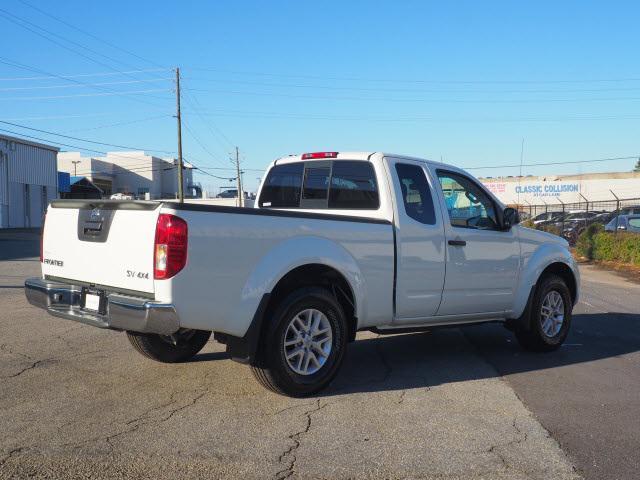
xmin=259 ymin=161 xmax=379 ymax=210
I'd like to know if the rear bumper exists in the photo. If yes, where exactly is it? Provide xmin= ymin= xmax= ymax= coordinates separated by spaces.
xmin=24 ymin=277 xmax=179 ymax=335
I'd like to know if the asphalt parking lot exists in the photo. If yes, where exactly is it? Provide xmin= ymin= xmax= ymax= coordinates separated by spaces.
xmin=1 ymin=229 xmax=638 ymax=479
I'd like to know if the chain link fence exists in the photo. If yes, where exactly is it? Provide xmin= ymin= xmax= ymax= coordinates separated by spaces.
xmin=514 ymin=196 xmax=640 ymax=245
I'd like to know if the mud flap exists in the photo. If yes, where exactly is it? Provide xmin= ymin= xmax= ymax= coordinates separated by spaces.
xmin=505 ymin=285 xmax=536 ymax=332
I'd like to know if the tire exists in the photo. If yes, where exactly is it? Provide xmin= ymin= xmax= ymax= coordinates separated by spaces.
xmin=250 ymin=287 xmax=348 ymax=397
xmin=127 ymin=329 xmax=211 ymax=363
xmin=514 ymin=274 xmax=572 ymax=352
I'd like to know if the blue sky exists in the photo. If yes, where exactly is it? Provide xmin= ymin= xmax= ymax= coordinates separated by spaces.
xmin=1 ymin=0 xmax=639 ymax=192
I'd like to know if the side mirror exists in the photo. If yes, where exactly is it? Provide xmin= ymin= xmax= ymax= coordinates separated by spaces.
xmin=502 ymin=207 xmax=519 ymax=230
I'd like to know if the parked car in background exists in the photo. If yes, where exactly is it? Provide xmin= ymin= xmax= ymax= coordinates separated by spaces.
xmin=591 ymin=211 xmax=616 ymax=226
xmin=531 ymin=211 xmax=564 ymax=226
xmin=216 ymin=189 xmax=238 ymax=198
xmin=605 ymin=215 xmax=640 ymax=233
xmin=557 ymin=211 xmax=599 ymax=226
xmin=110 ymin=193 xmax=134 ymax=200
xmin=561 ymin=211 xmax=614 ymax=244
xmin=216 ymin=189 xmax=251 ymax=199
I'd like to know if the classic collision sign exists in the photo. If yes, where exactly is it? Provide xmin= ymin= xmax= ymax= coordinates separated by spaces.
xmin=514 ymin=183 xmax=579 ymax=196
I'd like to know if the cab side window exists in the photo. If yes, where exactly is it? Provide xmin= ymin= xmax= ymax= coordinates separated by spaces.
xmin=436 ymin=171 xmax=498 ymax=230
xmin=394 ymin=163 xmax=436 ymax=225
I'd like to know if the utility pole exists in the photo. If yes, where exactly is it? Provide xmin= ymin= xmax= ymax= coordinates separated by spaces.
xmin=72 ymin=160 xmax=80 ymax=176
xmin=235 ymin=146 xmax=243 ymax=207
xmin=175 ymin=67 xmax=184 ymax=202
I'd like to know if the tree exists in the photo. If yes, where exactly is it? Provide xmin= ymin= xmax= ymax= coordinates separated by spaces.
xmin=635 ymin=158 xmax=640 ymax=172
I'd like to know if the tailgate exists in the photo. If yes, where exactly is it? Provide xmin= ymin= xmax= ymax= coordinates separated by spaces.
xmin=41 ymin=200 xmax=161 ymax=295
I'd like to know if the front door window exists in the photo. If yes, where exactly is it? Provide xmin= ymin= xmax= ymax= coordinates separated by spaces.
xmin=436 ymin=171 xmax=498 ymax=230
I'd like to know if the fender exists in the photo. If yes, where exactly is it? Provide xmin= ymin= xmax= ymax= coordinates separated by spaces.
xmin=229 ymin=235 xmax=365 ymax=337
xmin=511 ymin=236 xmax=579 ymax=319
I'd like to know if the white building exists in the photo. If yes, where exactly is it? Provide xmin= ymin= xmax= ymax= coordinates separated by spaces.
xmin=58 ymin=151 xmax=193 ymax=199
xmin=480 ymin=171 xmax=640 ymax=206
xmin=0 ymin=134 xmax=59 ymax=228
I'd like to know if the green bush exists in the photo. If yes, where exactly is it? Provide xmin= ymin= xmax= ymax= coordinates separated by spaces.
xmin=576 ymin=225 xmax=640 ymax=265
xmin=575 ymin=223 xmax=604 ymax=259
xmin=521 ymin=219 xmax=535 ymax=229
xmin=540 ymin=224 xmax=562 ymax=236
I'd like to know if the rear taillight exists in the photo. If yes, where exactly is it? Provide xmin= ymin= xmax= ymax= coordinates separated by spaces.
xmin=40 ymin=212 xmax=46 ymax=263
xmin=154 ymin=213 xmax=188 ymax=280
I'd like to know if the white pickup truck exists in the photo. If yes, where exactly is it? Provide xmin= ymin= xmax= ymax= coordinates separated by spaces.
xmin=26 ymin=152 xmax=579 ymax=396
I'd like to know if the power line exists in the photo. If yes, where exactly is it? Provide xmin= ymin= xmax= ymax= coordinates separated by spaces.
xmin=186 ymin=66 xmax=640 ymax=85
xmin=181 ymin=85 xmax=235 ymax=149
xmin=193 ymin=170 xmax=236 ymax=181
xmin=2 ymin=113 xmax=115 ymax=121
xmin=0 ymin=7 xmax=166 ymax=83
xmin=18 ymin=0 xmax=166 ymax=69
xmin=192 ymin=165 xmax=264 ymax=172
xmin=463 ymin=156 xmax=640 ymax=171
xmin=0 ymin=119 xmax=176 ymax=153
xmin=182 ymin=87 xmax=640 ymax=104
xmin=0 ymin=56 xmax=170 ymax=109
xmin=184 ymin=76 xmax=640 ymax=95
xmin=63 ymin=114 xmax=171 ymax=133
xmin=0 ymin=68 xmax=167 ymax=82
xmin=0 ymin=78 xmax=173 ymax=92
xmin=180 ymin=108 xmax=640 ymax=123
xmin=181 ymin=119 xmax=226 ymax=165
xmin=0 ymin=126 xmax=177 ymax=164
xmin=0 ymin=88 xmax=172 ymax=101
xmin=0 ymin=8 xmax=139 ymax=76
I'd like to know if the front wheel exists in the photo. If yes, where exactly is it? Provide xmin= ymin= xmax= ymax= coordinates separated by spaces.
xmin=515 ymin=274 xmax=572 ymax=352
xmin=251 ymin=287 xmax=348 ymax=397
xmin=127 ymin=329 xmax=211 ymax=363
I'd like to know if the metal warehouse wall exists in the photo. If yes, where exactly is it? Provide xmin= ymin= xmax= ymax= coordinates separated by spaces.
xmin=0 ymin=137 xmax=58 ymax=228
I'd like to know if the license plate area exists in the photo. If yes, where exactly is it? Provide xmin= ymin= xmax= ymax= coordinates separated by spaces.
xmin=81 ymin=288 xmax=106 ymax=314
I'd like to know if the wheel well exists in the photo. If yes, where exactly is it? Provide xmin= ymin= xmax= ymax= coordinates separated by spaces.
xmin=266 ymin=264 xmax=357 ymax=342
xmin=540 ymin=262 xmax=577 ymax=304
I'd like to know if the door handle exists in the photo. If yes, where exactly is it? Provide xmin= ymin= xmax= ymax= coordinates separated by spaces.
xmin=448 ymin=239 xmax=467 ymax=246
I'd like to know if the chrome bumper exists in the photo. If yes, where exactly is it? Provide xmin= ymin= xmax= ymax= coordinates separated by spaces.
xmin=24 ymin=277 xmax=179 ymax=335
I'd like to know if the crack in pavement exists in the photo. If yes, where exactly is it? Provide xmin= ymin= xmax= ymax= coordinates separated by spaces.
xmin=481 ymin=416 xmax=529 ymax=474
xmin=272 ymin=401 xmax=317 ymax=417
xmin=109 ymin=389 xmax=208 ymax=450
xmin=274 ymin=399 xmax=330 ymax=480
xmin=0 ymin=446 xmax=25 ymax=468
xmin=64 ymin=385 xmax=212 ymax=453
xmin=2 ymin=358 xmax=49 ymax=379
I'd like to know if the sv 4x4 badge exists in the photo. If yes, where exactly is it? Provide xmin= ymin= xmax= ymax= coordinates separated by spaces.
xmin=126 ymin=270 xmax=149 ymax=279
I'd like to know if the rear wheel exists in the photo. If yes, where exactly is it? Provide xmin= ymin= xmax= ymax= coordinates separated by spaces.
xmin=127 ymin=328 xmax=211 ymax=363
xmin=515 ymin=274 xmax=572 ymax=352
xmin=251 ymin=287 xmax=347 ymax=397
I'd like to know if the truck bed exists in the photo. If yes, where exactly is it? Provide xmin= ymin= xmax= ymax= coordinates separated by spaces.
xmin=40 ymin=200 xmax=395 ymax=338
